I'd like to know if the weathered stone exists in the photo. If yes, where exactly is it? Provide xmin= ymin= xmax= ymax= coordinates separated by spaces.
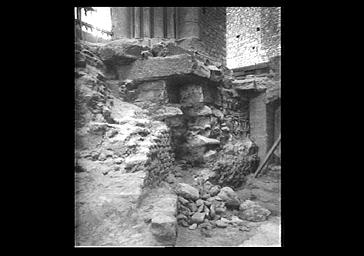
xmin=204 ymin=200 xmax=211 ymax=207
xmin=118 ymin=54 xmax=210 ymax=81
xmin=99 ymin=39 xmax=145 ymax=65
xmin=178 ymin=196 xmax=189 ymax=205
xmin=184 ymin=105 xmax=212 ymax=117
xmin=180 ymin=84 xmax=204 ymax=106
xmin=212 ymin=108 xmax=224 ymax=119
xmin=176 ymin=214 xmax=187 ymax=221
xmin=203 ymin=150 xmax=217 ymax=161
xmin=239 ymin=206 xmax=271 ymax=222
xmin=176 ymin=183 xmax=200 ymax=200
xmin=124 ymin=153 xmax=148 ymax=170
xmin=191 ymin=212 xmax=205 ymax=224
xmin=209 ymin=186 xmax=221 ymax=197
xmin=201 ymin=193 xmax=210 ymax=200
xmin=215 ymin=219 xmax=228 ymax=228
xmin=150 ymin=215 xmax=177 ymax=245
xmin=196 ymin=199 xmax=204 ymax=207
xmin=136 ymin=80 xmax=168 ymax=103
xmin=187 ymin=135 xmax=220 ymax=148
xmin=188 ymin=223 xmax=198 ymax=230
xmin=188 ymin=202 xmax=198 ymax=212
xmin=98 ymin=153 xmax=106 ymax=161
xmin=179 ymin=219 xmax=189 ymax=227
xmin=152 ymin=106 xmax=183 ymax=120
xmin=209 ymin=204 xmax=216 ymax=218
xmin=215 ymin=206 xmax=226 ymax=215
xmin=230 ymin=216 xmax=245 ymax=225
xmin=198 ymin=222 xmax=211 ymax=229
xmin=217 ymin=187 xmax=241 ymax=208
xmin=239 ymin=200 xmax=259 ymax=211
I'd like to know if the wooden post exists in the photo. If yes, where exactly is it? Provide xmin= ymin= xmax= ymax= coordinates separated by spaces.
xmin=254 ymin=133 xmax=281 ymax=178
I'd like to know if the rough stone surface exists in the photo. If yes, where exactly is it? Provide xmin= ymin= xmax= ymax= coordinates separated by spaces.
xmin=209 ymin=137 xmax=259 ymax=189
xmin=176 ymin=183 xmax=200 ymax=200
xmin=150 ymin=215 xmax=177 ymax=246
xmin=217 ymin=187 xmax=241 ymax=208
xmin=191 ymin=212 xmax=206 ymax=224
xmin=118 ymin=54 xmax=211 ymax=82
xmin=188 ymin=223 xmax=198 ymax=230
xmin=239 ymin=200 xmax=259 ymax=211
xmin=215 ymin=219 xmax=228 ymax=228
xmin=239 ymin=205 xmax=271 ymax=222
xmin=98 ymin=39 xmax=147 ymax=66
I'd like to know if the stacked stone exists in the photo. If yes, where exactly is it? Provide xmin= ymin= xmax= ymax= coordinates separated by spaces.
xmin=144 ymin=129 xmax=175 ymax=187
xmin=75 ymin=42 xmax=114 ymax=130
xmin=209 ymin=137 xmax=259 ymax=189
xmin=75 ymin=41 xmax=106 ymax=70
xmin=177 ymin=83 xmax=224 ymax=165
xmin=175 ymin=182 xmax=226 ymax=230
xmin=175 ymin=182 xmax=271 ymax=232
xmin=218 ymin=86 xmax=250 ymax=140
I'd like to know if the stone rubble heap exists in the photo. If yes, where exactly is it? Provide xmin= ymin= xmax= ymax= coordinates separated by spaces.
xmin=174 ymin=181 xmax=271 ymax=235
xmin=208 ymin=137 xmax=260 ymax=189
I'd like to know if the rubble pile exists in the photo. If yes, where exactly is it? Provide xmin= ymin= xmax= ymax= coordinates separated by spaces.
xmin=208 ymin=137 xmax=260 ymax=189
xmin=175 ymin=181 xmax=271 ymax=235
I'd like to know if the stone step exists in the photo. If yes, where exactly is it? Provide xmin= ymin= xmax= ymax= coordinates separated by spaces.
xmin=137 ymin=187 xmax=178 ymax=246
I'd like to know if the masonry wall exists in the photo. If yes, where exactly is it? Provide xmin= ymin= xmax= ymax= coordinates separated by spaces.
xmin=198 ymin=7 xmax=226 ymax=65
xmin=249 ymin=93 xmax=268 ymax=162
xmin=226 ymin=7 xmax=281 ymax=69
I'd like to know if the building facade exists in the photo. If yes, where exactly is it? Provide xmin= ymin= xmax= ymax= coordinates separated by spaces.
xmin=110 ymin=7 xmax=226 ymax=65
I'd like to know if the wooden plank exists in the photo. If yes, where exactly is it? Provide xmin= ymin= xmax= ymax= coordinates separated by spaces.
xmin=254 ymin=133 xmax=281 ymax=178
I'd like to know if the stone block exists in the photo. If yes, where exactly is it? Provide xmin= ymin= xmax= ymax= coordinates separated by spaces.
xmin=98 ymin=39 xmax=145 ymax=66
xmin=187 ymin=135 xmax=220 ymax=148
xmin=150 ymin=215 xmax=177 ymax=246
xmin=176 ymin=183 xmax=200 ymax=200
xmin=137 ymin=80 xmax=168 ymax=103
xmin=180 ymin=84 xmax=204 ymax=105
xmin=217 ymin=187 xmax=241 ymax=208
xmin=183 ymin=105 xmax=212 ymax=117
xmin=191 ymin=212 xmax=205 ymax=224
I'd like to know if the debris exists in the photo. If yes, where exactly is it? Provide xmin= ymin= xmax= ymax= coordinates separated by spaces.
xmin=188 ymin=223 xmax=198 ymax=230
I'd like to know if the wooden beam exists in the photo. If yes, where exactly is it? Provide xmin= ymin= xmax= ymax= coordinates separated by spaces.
xmin=254 ymin=133 xmax=281 ymax=178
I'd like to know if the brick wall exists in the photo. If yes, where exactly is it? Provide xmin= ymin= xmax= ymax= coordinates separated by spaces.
xmin=198 ymin=7 xmax=226 ymax=65
xmin=226 ymin=7 xmax=281 ymax=69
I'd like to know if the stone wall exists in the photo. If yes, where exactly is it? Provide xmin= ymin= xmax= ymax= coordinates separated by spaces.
xmin=226 ymin=7 xmax=281 ymax=69
xmin=143 ymin=125 xmax=175 ymax=187
xmin=249 ymin=92 xmax=268 ymax=162
xmin=198 ymin=7 xmax=226 ymax=65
